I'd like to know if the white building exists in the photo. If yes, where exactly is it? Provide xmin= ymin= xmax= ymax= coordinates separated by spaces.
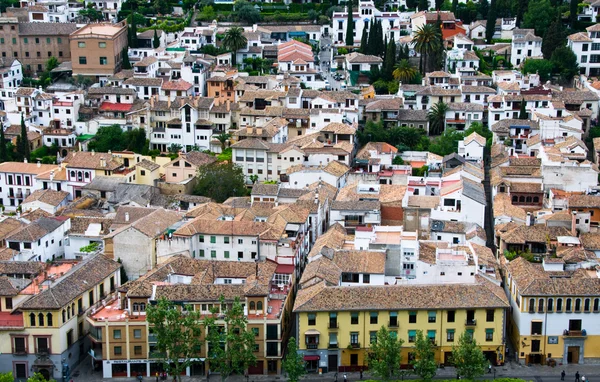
xmin=568 ymin=24 xmax=600 ymax=77
xmin=0 ymin=162 xmax=60 ymax=211
xmin=511 ymin=29 xmax=543 ymax=67
xmin=6 ymin=216 xmax=71 ymax=262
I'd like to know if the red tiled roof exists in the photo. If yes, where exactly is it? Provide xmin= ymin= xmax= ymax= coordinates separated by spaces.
xmin=162 ymin=80 xmax=193 ymax=91
xmin=99 ymin=102 xmax=133 ymax=112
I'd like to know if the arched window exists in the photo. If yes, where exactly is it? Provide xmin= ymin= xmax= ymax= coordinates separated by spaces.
xmin=557 ymin=298 xmax=563 ymax=312
xmin=38 ymin=313 xmax=44 ymax=326
xmin=84 ymin=172 xmax=90 ymax=179
xmin=47 ymin=313 xmax=53 ymax=326
xmin=512 ymin=196 xmax=518 ymax=203
xmin=533 ymin=196 xmax=539 ymax=203
xmin=70 ymin=170 xmax=75 ymax=178
xmin=538 ymin=298 xmax=544 ymax=313
xmin=249 ymin=301 xmax=255 ymax=311
xmin=547 ymin=298 xmax=554 ymax=312
xmin=529 ymin=298 xmax=535 ymax=313
xmin=566 ymin=298 xmax=572 ymax=312
xmin=62 ymin=310 xmax=66 ymax=323
xmin=584 ymin=298 xmax=590 ymax=312
xmin=30 ymin=313 xmax=36 ymax=326
xmin=526 ymin=196 xmax=532 ymax=203
xmin=133 ymin=303 xmax=139 ymax=312
xmin=575 ymin=298 xmax=582 ymax=312
xmin=140 ymin=303 xmax=146 ymax=311
xmin=257 ymin=301 xmax=263 ymax=311
xmin=519 ymin=196 xmax=525 ymax=203
xmin=594 ymin=298 xmax=600 ymax=312
xmin=71 ymin=303 xmax=75 ymax=316
xmin=67 ymin=308 xmax=70 ymax=319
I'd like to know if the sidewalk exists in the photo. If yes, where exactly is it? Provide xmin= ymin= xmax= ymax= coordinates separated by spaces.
xmin=71 ymin=358 xmax=600 ymax=382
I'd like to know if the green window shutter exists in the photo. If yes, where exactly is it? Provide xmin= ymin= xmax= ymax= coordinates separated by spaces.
xmin=427 ymin=330 xmax=436 ymax=339
xmin=211 ymin=250 xmax=216 ymax=258
xmin=224 ymin=251 xmax=230 ymax=258
xmin=199 ymin=249 xmax=205 ymax=257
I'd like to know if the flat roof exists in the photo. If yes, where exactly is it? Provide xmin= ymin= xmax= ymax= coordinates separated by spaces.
xmin=71 ymin=23 xmax=126 ymax=37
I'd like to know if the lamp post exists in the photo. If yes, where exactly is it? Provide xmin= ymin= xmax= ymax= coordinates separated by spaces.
xmin=493 ymin=368 xmax=497 ymax=380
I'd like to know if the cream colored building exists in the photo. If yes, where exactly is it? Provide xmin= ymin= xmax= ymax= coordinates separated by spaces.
xmin=70 ymin=21 xmax=128 ymax=78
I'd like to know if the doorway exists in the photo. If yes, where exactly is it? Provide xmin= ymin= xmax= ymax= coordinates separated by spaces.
xmin=328 ymin=354 xmax=338 ymax=373
xmin=568 ymin=346 xmax=580 ymax=363
xmin=350 ymin=354 xmax=358 ymax=366
xmin=15 ymin=363 xmax=27 ymax=379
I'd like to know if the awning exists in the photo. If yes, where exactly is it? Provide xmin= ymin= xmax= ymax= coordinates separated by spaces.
xmin=303 ymin=355 xmax=320 ymax=361
xmin=305 ymin=329 xmax=320 ymax=335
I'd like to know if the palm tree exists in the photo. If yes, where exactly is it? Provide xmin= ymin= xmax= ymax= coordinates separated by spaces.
xmin=215 ymin=133 xmax=231 ymax=151
xmin=393 ymin=59 xmax=418 ymax=83
xmin=414 ymin=24 xmax=442 ymax=73
xmin=427 ymin=101 xmax=449 ymax=136
xmin=222 ymin=27 xmax=248 ymax=66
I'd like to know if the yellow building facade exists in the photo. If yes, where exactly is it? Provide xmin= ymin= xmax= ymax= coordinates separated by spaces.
xmin=294 ymin=282 xmax=509 ymax=373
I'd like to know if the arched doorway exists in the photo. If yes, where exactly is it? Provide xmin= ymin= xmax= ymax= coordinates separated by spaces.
xmin=39 ymin=368 xmax=50 ymax=380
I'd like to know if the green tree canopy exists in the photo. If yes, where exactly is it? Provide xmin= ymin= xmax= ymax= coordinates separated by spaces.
xmin=519 ymin=98 xmax=528 ymax=119
xmin=146 ymin=298 xmax=204 ymax=382
xmin=205 ymin=296 xmax=256 ymax=381
xmin=0 ymin=126 xmax=7 ymax=163
xmin=282 ymin=337 xmax=306 ymax=382
xmin=485 ymin=0 xmax=497 ymax=43
xmin=427 ymin=101 xmax=449 ymax=136
xmin=522 ymin=58 xmax=554 ymax=81
xmin=542 ymin=18 xmax=565 ymax=59
xmin=233 ymin=0 xmax=261 ymax=24
xmin=153 ymin=28 xmax=160 ymax=49
xmin=88 ymin=125 xmax=148 ymax=154
xmin=193 ymin=162 xmax=247 ymax=202
xmin=523 ymin=0 xmax=556 ymax=37
xmin=451 ymin=331 xmax=488 ymax=381
xmin=79 ymin=4 xmax=104 ymax=21
xmin=429 ymin=128 xmax=464 ymax=156
xmin=412 ymin=330 xmax=437 ymax=381
xmin=367 ymin=326 xmax=404 ymax=381
xmin=393 ymin=59 xmax=418 ymax=83
xmin=414 ymin=24 xmax=441 ymax=73
xmin=551 ymin=46 xmax=579 ymax=84
xmin=346 ymin=4 xmax=354 ymax=46
xmin=18 ymin=113 xmax=30 ymax=162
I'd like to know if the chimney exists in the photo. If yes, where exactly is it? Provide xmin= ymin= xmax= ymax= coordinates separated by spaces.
xmin=526 ymin=212 xmax=532 ymax=226
xmin=91 ymin=149 xmax=95 ymax=156
xmin=50 ymin=170 xmax=54 ymax=181
xmin=37 ymin=161 xmax=41 ymax=167
xmin=226 ymin=99 xmax=231 ymax=112
xmin=168 ymin=98 xmax=171 ymax=108
xmin=246 ymin=127 xmax=253 ymax=134
xmin=256 ymin=127 xmax=263 ymax=135
xmin=125 ymin=212 xmax=130 ymax=222
xmin=571 ymin=211 xmax=578 ymax=237
xmin=150 ymin=96 xmax=155 ymax=108
xmin=23 ymin=158 xmax=27 ymax=163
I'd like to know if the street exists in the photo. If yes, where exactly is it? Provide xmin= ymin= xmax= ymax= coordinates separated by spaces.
xmin=318 ymin=36 xmax=345 ymax=91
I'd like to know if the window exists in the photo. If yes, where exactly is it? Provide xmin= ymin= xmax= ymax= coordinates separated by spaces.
xmin=370 ymin=331 xmax=377 ymax=344
xmin=46 ymin=38 xmax=50 ymax=44
xmin=594 ymin=298 xmax=599 ymax=312
xmin=99 ymin=57 xmax=108 ymax=65
xmin=30 ymin=313 xmax=36 ymax=326
xmin=78 ymin=42 xmax=86 ymax=48
xmin=351 ymin=312 xmax=359 ymax=325
xmin=529 ymin=298 xmax=535 ymax=313
xmin=557 ymin=298 xmax=563 ymax=312
xmin=58 ymin=38 xmax=62 ymax=44
xmin=428 ymin=311 xmax=436 ymax=323
xmin=531 ymin=321 xmax=542 ymax=335
xmin=447 ymin=310 xmax=455 ymax=323
xmin=210 ymin=236 xmax=216 ymax=243
xmin=408 ymin=330 xmax=416 ymax=343
xmin=370 ymin=312 xmax=378 ymax=324
xmin=224 ymin=237 xmax=230 ymax=244
xmin=224 ymin=251 xmax=230 ymax=258
xmin=575 ymin=298 xmax=582 ymax=312
xmin=486 ymin=309 xmax=494 ymax=322
xmin=409 ymin=311 xmax=417 ymax=323
xmin=99 ymin=42 xmax=106 ymax=48
xmin=350 ymin=332 xmax=359 ymax=345
xmin=79 ymin=56 xmax=87 ymax=65
xmin=210 ymin=250 xmax=216 ymax=258
xmin=485 ymin=329 xmax=494 ymax=342
xmin=6 ymin=298 xmax=12 ymax=310
xmin=427 ymin=330 xmax=436 ymax=343
xmin=199 ymin=235 xmax=204 ymax=242
xmin=238 ymin=239 xmax=243 ymax=244
xmin=13 ymin=337 xmax=26 ymax=353
xmin=199 ymin=249 xmax=205 ymax=257
xmin=566 ymin=298 xmax=572 ymax=312
xmin=134 ymin=329 xmax=142 ymax=339
xmin=447 ymin=329 xmax=455 ymax=342
xmin=114 ymin=329 xmax=122 ymax=339
xmin=46 ymin=313 xmax=53 ymax=326
xmin=114 ymin=346 xmax=122 ymax=355
xmin=134 ymin=346 xmax=142 ymax=355
xmin=308 ymin=313 xmax=316 ymax=326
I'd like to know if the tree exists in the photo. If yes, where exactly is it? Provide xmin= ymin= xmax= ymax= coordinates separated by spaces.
xmin=367 ymin=326 xmax=404 ymax=381
xmin=128 ymin=12 xmax=139 ymax=48
xmin=412 ymin=330 xmax=437 ymax=381
xmin=427 ymin=101 xmax=449 ymax=136
xmin=477 ymin=0 xmax=489 ymax=18
xmin=215 ymin=133 xmax=231 ymax=151
xmin=407 ymin=0 xmax=417 ymax=8
xmin=205 ymin=296 xmax=256 ymax=381
xmin=414 ymin=24 xmax=441 ymax=73
xmin=451 ymin=331 xmax=487 ymax=381
xmin=519 ymin=98 xmax=528 ymax=119
xmin=27 ymin=373 xmax=56 ymax=382
xmin=523 ymin=0 xmax=555 ymax=37
xmin=124 ymin=128 xmax=148 ymax=154
xmin=122 ymin=46 xmax=131 ymax=70
xmin=117 ymin=258 xmax=128 ymax=284
xmin=429 ymin=128 xmax=464 ymax=156
xmin=0 ymin=125 xmax=7 ymax=163
xmin=522 ymin=58 xmax=554 ymax=81
xmin=79 ymin=4 xmax=104 ymax=21
xmin=222 ymin=27 xmax=248 ymax=66
xmin=551 ymin=46 xmax=579 ymax=84
xmin=0 ymin=0 xmax=18 ymax=13
xmin=360 ymin=24 xmax=369 ymax=53
xmin=18 ymin=113 xmax=30 ymax=162
xmin=570 ymin=0 xmax=578 ymax=27
xmin=153 ymin=28 xmax=160 ymax=49
xmin=0 ymin=373 xmax=13 ymax=382
xmin=486 ymin=0 xmax=497 ymax=43
xmin=542 ymin=18 xmax=565 ymax=59
xmin=382 ymin=40 xmax=396 ymax=81
xmin=452 ymin=0 xmax=458 ymax=12
xmin=346 ymin=4 xmax=354 ymax=46
xmin=419 ymin=0 xmax=429 ymax=10
xmin=282 ymin=337 xmax=306 ymax=382
xmin=393 ymin=59 xmax=418 ymax=83
xmin=89 ymin=125 xmax=125 ymax=153
xmin=194 ymin=162 xmax=247 ymax=202
xmin=233 ymin=0 xmax=261 ymax=24
xmin=146 ymin=298 xmax=204 ymax=382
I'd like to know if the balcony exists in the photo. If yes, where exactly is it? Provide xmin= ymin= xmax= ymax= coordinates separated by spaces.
xmin=328 ymin=343 xmax=339 ymax=349
xmin=389 ymin=320 xmax=399 ymax=328
xmin=563 ymin=330 xmax=587 ymax=337
xmin=350 ymin=342 xmax=360 ymax=349
xmin=14 ymin=348 xmax=27 ymax=356
xmin=306 ymin=344 xmax=318 ymax=349
xmin=36 ymin=348 xmax=49 ymax=356
xmin=328 ymin=322 xmax=339 ymax=329
xmin=465 ymin=319 xmax=477 ymax=326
